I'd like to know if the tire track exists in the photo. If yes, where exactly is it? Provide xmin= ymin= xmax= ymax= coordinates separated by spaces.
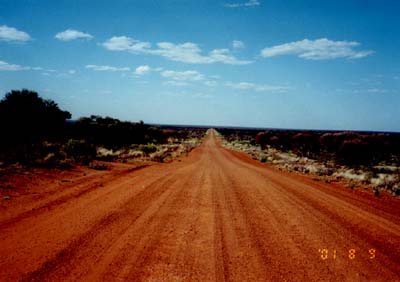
xmin=1 ymin=129 xmax=399 ymax=282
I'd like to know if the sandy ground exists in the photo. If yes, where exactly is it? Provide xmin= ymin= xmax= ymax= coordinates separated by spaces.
xmin=0 ymin=129 xmax=399 ymax=282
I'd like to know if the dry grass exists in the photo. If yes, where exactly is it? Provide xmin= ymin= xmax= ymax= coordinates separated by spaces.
xmin=96 ymin=137 xmax=203 ymax=164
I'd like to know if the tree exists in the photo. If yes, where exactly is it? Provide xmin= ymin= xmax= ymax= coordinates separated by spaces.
xmin=0 ymin=89 xmax=71 ymax=144
xmin=290 ymin=132 xmax=320 ymax=158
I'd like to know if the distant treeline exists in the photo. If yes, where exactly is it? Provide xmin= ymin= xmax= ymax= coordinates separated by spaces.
xmin=217 ymin=127 xmax=400 ymax=166
xmin=0 ymin=89 xmax=204 ymax=166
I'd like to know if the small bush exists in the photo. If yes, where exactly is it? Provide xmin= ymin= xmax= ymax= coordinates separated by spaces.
xmin=139 ymin=144 xmax=157 ymax=155
xmin=259 ymin=154 xmax=267 ymax=163
xmin=89 ymin=162 xmax=109 ymax=170
xmin=63 ymin=139 xmax=96 ymax=165
xmin=393 ymin=184 xmax=400 ymax=196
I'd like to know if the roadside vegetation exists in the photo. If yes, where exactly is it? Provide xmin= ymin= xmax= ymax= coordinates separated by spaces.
xmin=216 ymin=128 xmax=400 ymax=197
xmin=0 ymin=89 xmax=206 ymax=171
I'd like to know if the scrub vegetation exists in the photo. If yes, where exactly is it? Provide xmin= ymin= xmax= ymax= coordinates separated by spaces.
xmin=216 ymin=128 xmax=400 ymax=196
xmin=0 ymin=89 xmax=206 ymax=169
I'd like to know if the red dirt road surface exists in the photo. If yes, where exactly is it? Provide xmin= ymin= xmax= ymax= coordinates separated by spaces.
xmin=1 ymin=130 xmax=399 ymax=282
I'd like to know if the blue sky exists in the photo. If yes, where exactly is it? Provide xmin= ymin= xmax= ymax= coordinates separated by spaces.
xmin=0 ymin=0 xmax=399 ymax=131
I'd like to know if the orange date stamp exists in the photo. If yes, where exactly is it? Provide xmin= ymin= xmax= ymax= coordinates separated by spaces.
xmin=318 ymin=248 xmax=376 ymax=260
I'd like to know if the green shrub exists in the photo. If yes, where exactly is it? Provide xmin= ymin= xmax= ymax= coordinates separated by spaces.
xmin=139 ymin=144 xmax=157 ymax=155
xmin=259 ymin=154 xmax=267 ymax=163
xmin=63 ymin=139 xmax=96 ymax=165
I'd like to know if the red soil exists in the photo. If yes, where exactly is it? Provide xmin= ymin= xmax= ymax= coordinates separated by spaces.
xmin=0 ymin=130 xmax=399 ymax=281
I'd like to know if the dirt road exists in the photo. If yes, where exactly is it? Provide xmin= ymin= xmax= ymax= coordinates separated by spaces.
xmin=1 ymin=129 xmax=399 ymax=282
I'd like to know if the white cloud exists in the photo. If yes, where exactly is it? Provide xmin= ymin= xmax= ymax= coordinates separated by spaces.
xmin=192 ymin=92 xmax=212 ymax=99
xmin=335 ymin=88 xmax=389 ymax=94
xmin=204 ymin=80 xmax=218 ymax=87
xmin=0 ymin=60 xmax=30 ymax=71
xmin=102 ymin=36 xmax=151 ymax=52
xmin=260 ymin=38 xmax=373 ymax=60
xmin=161 ymin=70 xmax=205 ymax=81
xmin=31 ymin=67 xmax=56 ymax=72
xmin=367 ymin=88 xmax=388 ymax=93
xmin=135 ymin=65 xmax=151 ymax=75
xmin=68 ymin=70 xmax=76 ymax=74
xmin=226 ymin=81 xmax=290 ymax=92
xmin=233 ymin=40 xmax=245 ymax=49
xmin=225 ymin=0 xmax=260 ymax=8
xmin=207 ymin=48 xmax=251 ymax=65
xmin=102 ymin=36 xmax=252 ymax=65
xmin=163 ymin=81 xmax=190 ymax=87
xmin=162 ymin=91 xmax=211 ymax=99
xmin=152 ymin=42 xmax=252 ymax=64
xmin=0 ymin=25 xmax=31 ymax=42
xmin=85 ymin=64 xmax=130 ymax=71
xmin=153 ymin=42 xmax=204 ymax=63
xmin=55 ymin=29 xmax=93 ymax=41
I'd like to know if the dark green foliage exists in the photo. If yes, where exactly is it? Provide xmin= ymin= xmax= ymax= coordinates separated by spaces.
xmin=0 ymin=89 xmax=72 ymax=165
xmin=255 ymin=132 xmax=269 ymax=150
xmin=139 ymin=144 xmax=157 ymax=155
xmin=291 ymin=132 xmax=320 ymax=158
xmin=337 ymin=138 xmax=369 ymax=164
xmin=63 ymin=139 xmax=96 ymax=165
xmin=0 ymin=89 xmax=71 ymax=145
xmin=0 ymin=89 xmax=206 ymax=167
xmin=70 ymin=116 xmax=167 ymax=148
